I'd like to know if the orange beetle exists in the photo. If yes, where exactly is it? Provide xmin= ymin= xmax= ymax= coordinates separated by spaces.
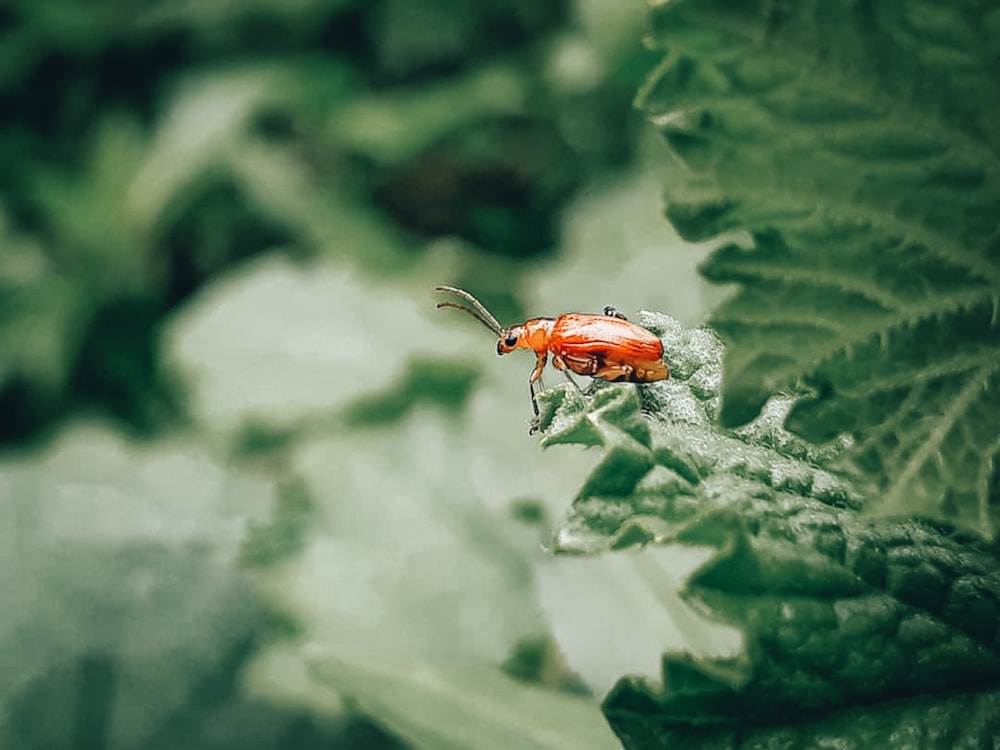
xmin=435 ymin=285 xmax=668 ymax=430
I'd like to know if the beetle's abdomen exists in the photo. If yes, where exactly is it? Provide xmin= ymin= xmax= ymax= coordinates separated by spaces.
xmin=621 ymin=357 xmax=669 ymax=382
xmin=550 ymin=314 xmax=669 ymax=383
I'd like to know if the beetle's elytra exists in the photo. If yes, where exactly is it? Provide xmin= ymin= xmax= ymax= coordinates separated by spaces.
xmin=434 ymin=285 xmax=668 ymax=432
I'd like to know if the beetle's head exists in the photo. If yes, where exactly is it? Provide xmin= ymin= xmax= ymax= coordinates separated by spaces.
xmin=496 ymin=326 xmax=526 ymax=356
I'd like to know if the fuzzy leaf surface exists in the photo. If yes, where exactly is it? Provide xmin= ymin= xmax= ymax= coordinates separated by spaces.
xmin=638 ymin=0 xmax=1000 ymax=539
xmin=538 ymin=311 xmax=1000 ymax=749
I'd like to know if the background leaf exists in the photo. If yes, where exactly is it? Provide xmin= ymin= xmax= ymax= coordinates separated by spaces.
xmin=297 ymin=649 xmax=623 ymax=750
xmin=0 ymin=423 xmax=272 ymax=749
xmin=536 ymin=547 xmax=742 ymax=697
xmin=242 ymin=404 xmax=622 ymax=747
xmin=638 ymin=0 xmax=1000 ymax=539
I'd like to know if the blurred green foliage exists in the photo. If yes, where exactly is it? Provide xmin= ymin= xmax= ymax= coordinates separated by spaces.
xmin=1 ymin=0 xmax=697 ymax=748
xmin=6 ymin=0 xmax=995 ymax=748
xmin=0 ymin=0 xmax=661 ymax=444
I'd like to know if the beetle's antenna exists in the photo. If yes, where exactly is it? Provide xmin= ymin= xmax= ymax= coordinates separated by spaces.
xmin=434 ymin=285 xmax=504 ymax=336
xmin=436 ymin=302 xmax=503 ymax=335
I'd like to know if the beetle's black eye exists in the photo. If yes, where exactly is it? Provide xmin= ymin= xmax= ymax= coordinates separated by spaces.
xmin=505 ymin=333 xmax=518 ymax=347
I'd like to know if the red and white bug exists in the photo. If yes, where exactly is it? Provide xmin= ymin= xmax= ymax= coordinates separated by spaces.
xmin=434 ymin=285 xmax=668 ymax=431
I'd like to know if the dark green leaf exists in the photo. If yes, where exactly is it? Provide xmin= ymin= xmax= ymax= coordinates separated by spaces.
xmin=638 ymin=0 xmax=1000 ymax=539
xmin=541 ymin=312 xmax=857 ymax=555
xmin=539 ymin=311 xmax=1000 ymax=749
xmin=605 ymin=687 xmax=1000 ymax=750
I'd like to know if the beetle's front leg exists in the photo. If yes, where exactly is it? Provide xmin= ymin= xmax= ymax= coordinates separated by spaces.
xmin=527 ymin=353 xmax=548 ymax=433
xmin=561 ymin=368 xmax=586 ymax=394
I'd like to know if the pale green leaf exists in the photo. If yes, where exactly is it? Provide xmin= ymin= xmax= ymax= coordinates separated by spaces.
xmin=245 ymin=406 xmax=611 ymax=746
xmin=128 ymin=67 xmax=279 ymax=230
xmin=164 ymin=256 xmax=484 ymax=435
xmin=536 ymin=547 xmax=742 ymax=697
xmin=253 ymin=411 xmax=542 ymax=664
xmin=304 ymin=648 xmax=623 ymax=750
xmin=0 ymin=422 xmax=272 ymax=749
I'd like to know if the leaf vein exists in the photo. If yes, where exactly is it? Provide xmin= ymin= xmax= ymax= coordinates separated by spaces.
xmin=886 ymin=364 xmax=998 ymax=507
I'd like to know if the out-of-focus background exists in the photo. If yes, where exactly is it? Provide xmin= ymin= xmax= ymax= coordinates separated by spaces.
xmin=0 ymin=1 xmax=723 ymax=747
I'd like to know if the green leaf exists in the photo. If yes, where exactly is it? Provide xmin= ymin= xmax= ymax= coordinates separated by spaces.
xmin=252 ymin=412 xmax=542 ymax=664
xmin=164 ymin=256 xmax=481 ymax=436
xmin=128 ymin=67 xmax=280 ymax=232
xmin=0 ymin=217 xmax=90 ymax=397
xmin=171 ymin=253 xmax=617 ymax=745
xmin=638 ymin=0 xmax=1000 ymax=539
xmin=0 ymin=422 xmax=273 ymax=749
xmin=605 ymin=687 xmax=1000 ymax=750
xmin=225 ymin=138 xmax=417 ymax=274
xmin=536 ymin=547 xmax=743 ymax=697
xmin=540 ymin=312 xmax=857 ymax=554
xmin=247 ymin=643 xmax=621 ymax=750
xmin=538 ymin=311 xmax=1000 ymax=749
xmin=328 ymin=64 xmax=527 ymax=167
xmin=299 ymin=648 xmax=623 ymax=750
xmin=32 ymin=115 xmax=149 ymax=297
xmin=244 ymin=406 xmax=609 ymax=746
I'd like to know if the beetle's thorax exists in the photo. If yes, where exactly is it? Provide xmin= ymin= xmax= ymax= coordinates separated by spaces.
xmin=497 ymin=318 xmax=555 ymax=355
xmin=521 ymin=317 xmax=556 ymax=353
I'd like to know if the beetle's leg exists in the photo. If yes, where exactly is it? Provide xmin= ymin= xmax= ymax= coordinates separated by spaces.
xmin=550 ymin=354 xmax=586 ymax=395
xmin=594 ymin=362 xmax=635 ymax=382
xmin=558 ymin=352 xmax=599 ymax=376
xmin=603 ymin=305 xmax=628 ymax=321
xmin=528 ymin=353 xmax=548 ymax=418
